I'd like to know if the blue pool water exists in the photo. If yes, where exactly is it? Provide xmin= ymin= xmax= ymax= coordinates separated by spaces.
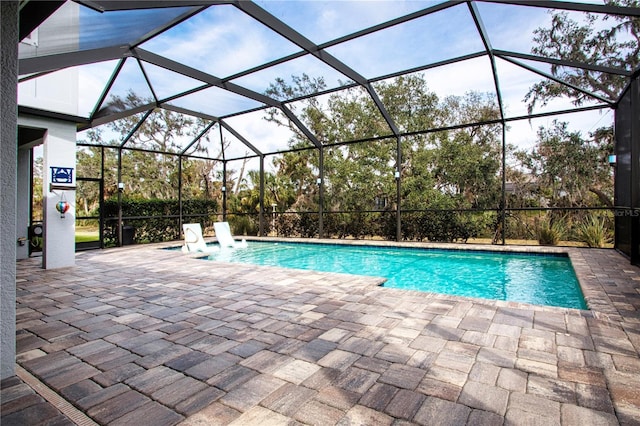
xmin=203 ymin=241 xmax=586 ymax=309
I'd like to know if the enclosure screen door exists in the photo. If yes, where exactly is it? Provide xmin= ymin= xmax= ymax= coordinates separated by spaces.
xmin=75 ymin=177 xmax=103 ymax=251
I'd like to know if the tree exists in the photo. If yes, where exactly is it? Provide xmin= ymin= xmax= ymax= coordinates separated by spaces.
xmin=514 ymin=120 xmax=613 ymax=208
xmin=32 ymin=156 xmax=44 ymax=221
xmin=525 ymin=0 xmax=640 ymax=111
xmin=261 ymin=73 xmax=502 ymax=239
xmin=522 ymin=2 xmax=630 ymax=208
xmin=75 ymin=146 xmax=112 ymax=215
xmin=77 ymin=92 xmax=236 ymax=202
xmin=430 ymin=93 xmax=502 ymax=209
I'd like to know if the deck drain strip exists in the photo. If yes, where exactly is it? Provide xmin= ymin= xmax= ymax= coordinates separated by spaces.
xmin=16 ymin=365 xmax=99 ymax=426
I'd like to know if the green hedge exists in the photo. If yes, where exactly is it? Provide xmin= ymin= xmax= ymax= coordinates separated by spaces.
xmin=102 ymin=198 xmax=218 ymax=246
xmin=271 ymin=210 xmax=492 ymax=242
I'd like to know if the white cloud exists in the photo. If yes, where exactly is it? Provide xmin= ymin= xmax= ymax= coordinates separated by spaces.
xmin=141 ymin=5 xmax=300 ymax=79
xmin=223 ymin=110 xmax=297 ymax=157
xmin=78 ymin=61 xmax=119 ymax=116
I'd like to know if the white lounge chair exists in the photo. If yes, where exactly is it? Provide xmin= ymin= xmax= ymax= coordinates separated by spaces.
xmin=213 ymin=221 xmax=248 ymax=248
xmin=182 ymin=223 xmax=219 ymax=253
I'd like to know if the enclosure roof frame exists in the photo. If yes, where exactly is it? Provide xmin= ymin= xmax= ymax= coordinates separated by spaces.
xmin=18 ymin=0 xmax=640 ymax=161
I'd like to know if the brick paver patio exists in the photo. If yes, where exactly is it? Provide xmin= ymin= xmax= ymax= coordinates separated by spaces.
xmin=2 ymin=239 xmax=639 ymax=425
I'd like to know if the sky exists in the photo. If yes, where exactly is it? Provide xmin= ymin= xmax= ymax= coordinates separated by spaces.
xmin=20 ymin=0 xmax=620 ymax=173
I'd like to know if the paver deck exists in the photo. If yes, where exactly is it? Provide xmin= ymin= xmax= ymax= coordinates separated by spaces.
xmin=2 ymin=239 xmax=639 ymax=425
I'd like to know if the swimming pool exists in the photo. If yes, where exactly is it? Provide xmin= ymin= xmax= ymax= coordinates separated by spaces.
xmin=203 ymin=241 xmax=586 ymax=309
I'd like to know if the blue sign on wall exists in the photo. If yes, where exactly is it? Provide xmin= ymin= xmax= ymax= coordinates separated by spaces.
xmin=50 ymin=167 xmax=74 ymax=184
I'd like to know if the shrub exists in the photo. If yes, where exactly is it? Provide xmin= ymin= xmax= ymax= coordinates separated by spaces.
xmin=102 ymin=198 xmax=218 ymax=246
xmin=298 ymin=212 xmax=319 ymax=237
xmin=578 ymin=215 xmax=610 ymax=248
xmin=395 ymin=210 xmax=487 ymax=243
xmin=229 ymin=214 xmax=258 ymax=236
xmin=271 ymin=211 xmax=319 ymax=237
xmin=536 ymin=217 xmax=566 ymax=246
xmin=275 ymin=211 xmax=300 ymax=237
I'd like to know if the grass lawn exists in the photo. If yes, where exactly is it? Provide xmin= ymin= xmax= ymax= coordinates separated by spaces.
xmin=76 ymin=227 xmax=99 ymax=243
